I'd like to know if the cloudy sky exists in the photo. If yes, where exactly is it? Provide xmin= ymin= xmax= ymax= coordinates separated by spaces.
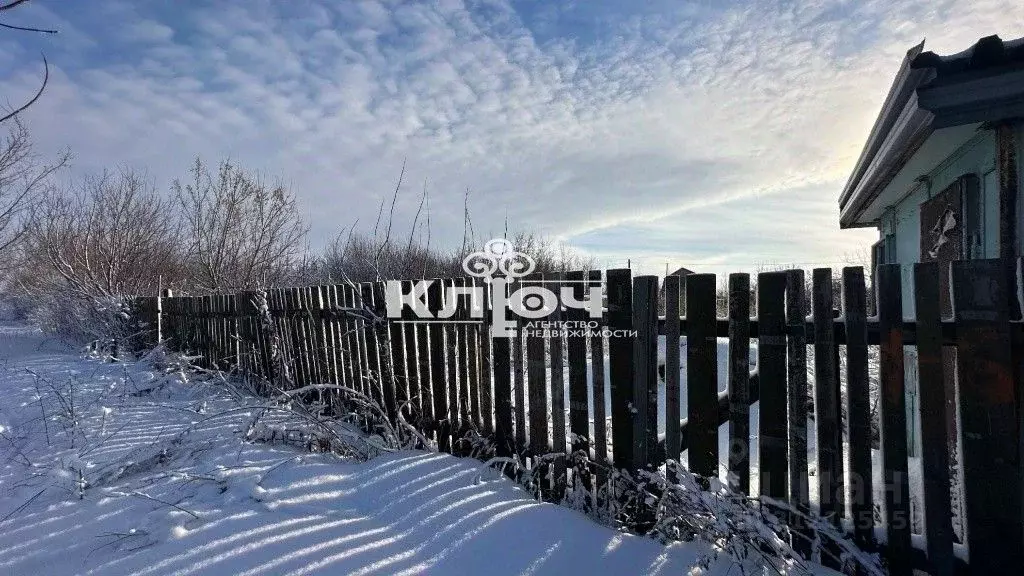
xmin=4 ymin=0 xmax=1024 ymax=275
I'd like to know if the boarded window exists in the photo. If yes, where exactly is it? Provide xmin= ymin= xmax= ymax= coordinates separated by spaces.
xmin=920 ymin=176 xmax=976 ymax=317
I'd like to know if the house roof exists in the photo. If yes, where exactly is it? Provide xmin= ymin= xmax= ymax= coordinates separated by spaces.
xmin=667 ymin=266 xmax=695 ymax=277
xmin=838 ymin=35 xmax=1024 ymax=228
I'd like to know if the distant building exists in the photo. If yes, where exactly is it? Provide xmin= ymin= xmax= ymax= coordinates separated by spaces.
xmin=659 ymin=266 xmax=695 ymax=314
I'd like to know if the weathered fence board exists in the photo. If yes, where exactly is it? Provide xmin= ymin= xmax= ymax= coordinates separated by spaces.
xmin=913 ymin=262 xmax=954 ymax=576
xmin=606 ymin=268 xmax=633 ymax=470
xmin=727 ymin=273 xmax=750 ymax=493
xmin=877 ymin=264 xmax=912 ymax=576
xmin=632 ymin=275 xmax=659 ymax=470
xmin=566 ymin=271 xmax=590 ymax=455
xmin=686 ymin=273 xmax=718 ymax=478
xmin=588 ymin=270 xmax=608 ymax=482
xmin=758 ymin=272 xmax=788 ymax=500
xmin=952 ymin=259 xmax=1023 ymax=574
xmin=841 ymin=267 xmax=874 ymax=549
xmin=785 ymin=270 xmax=809 ymax=512
xmin=813 ymin=268 xmax=843 ymax=525
xmin=664 ymin=274 xmax=682 ymax=481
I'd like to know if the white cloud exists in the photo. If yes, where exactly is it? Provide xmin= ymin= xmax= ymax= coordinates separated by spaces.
xmin=7 ymin=0 xmax=1024 ymax=275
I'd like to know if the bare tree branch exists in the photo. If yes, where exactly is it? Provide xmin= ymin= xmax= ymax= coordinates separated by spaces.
xmin=0 ymin=0 xmax=32 ymax=11
xmin=0 ymin=21 xmax=56 ymax=33
xmin=0 ymin=54 xmax=48 ymax=124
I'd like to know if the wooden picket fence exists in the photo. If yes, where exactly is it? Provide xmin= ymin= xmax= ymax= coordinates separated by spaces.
xmin=133 ymin=259 xmax=1023 ymax=576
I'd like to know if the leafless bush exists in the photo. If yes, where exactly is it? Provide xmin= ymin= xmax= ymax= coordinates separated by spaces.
xmin=319 ymin=229 xmax=596 ymax=283
xmin=173 ymin=157 xmax=308 ymax=292
xmin=17 ymin=167 xmax=182 ymax=351
xmin=0 ymin=119 xmax=67 ymax=270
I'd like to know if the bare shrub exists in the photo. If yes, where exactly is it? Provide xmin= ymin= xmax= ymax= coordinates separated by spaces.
xmin=17 ymin=167 xmax=181 ymax=351
xmin=172 ymin=157 xmax=308 ymax=292
xmin=0 ymin=119 xmax=67 ymax=270
xmin=320 ymin=230 xmax=596 ymax=283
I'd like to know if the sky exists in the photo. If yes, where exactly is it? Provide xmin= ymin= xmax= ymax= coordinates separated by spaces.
xmin=4 ymin=0 xmax=1024 ymax=276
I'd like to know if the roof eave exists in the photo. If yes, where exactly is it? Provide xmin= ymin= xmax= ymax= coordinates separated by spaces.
xmin=839 ymin=95 xmax=935 ymax=228
xmin=838 ymin=41 xmax=930 ymax=212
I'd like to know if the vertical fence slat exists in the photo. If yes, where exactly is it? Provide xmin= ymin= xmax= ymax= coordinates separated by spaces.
xmin=478 ymin=279 xmax=494 ymax=436
xmin=686 ymin=273 xmax=718 ymax=478
xmin=813 ymin=268 xmax=843 ymax=524
xmin=606 ymin=268 xmax=634 ymax=471
xmin=455 ymin=278 xmax=473 ymax=436
xmin=492 ymin=280 xmax=514 ymax=455
xmin=727 ymin=273 xmax=751 ymax=493
xmin=877 ymin=263 xmax=912 ymax=576
xmin=589 ymin=270 xmax=609 ymax=472
xmin=786 ymin=270 xmax=809 ymax=511
xmin=371 ymin=282 xmax=397 ymax=425
xmin=913 ymin=262 xmax=954 ymax=576
xmin=399 ymin=280 xmax=420 ymax=420
xmin=465 ymin=278 xmax=482 ymax=430
xmin=525 ymin=273 xmax=549 ymax=458
xmin=952 ymin=258 xmax=1022 ymax=574
xmin=427 ymin=279 xmax=450 ymax=452
xmin=664 ymin=275 xmax=682 ymax=480
xmin=333 ymin=285 xmax=353 ymax=391
xmin=513 ymin=286 xmax=527 ymax=450
xmin=785 ymin=270 xmax=812 ymax=560
xmin=442 ymin=279 xmax=463 ymax=442
xmin=758 ymin=272 xmax=788 ymax=500
xmin=384 ymin=284 xmax=406 ymax=425
xmin=415 ymin=290 xmax=434 ymax=429
xmin=549 ymin=273 xmax=568 ymax=497
xmin=319 ymin=287 xmax=339 ymax=408
xmin=566 ymin=271 xmax=590 ymax=455
xmin=631 ymin=275 xmax=658 ymax=470
xmin=304 ymin=287 xmax=324 ymax=387
xmin=290 ymin=288 xmax=310 ymax=391
xmin=842 ymin=266 xmax=874 ymax=548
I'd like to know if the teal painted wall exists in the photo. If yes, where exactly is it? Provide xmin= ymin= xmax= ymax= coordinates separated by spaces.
xmin=878 ymin=130 xmax=998 ymax=319
xmin=874 ymin=130 xmax=999 ymax=459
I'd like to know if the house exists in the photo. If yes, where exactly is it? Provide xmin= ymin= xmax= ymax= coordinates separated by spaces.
xmin=659 ymin=266 xmax=695 ymax=314
xmin=839 ymin=34 xmax=1024 ymax=457
xmin=840 ymin=34 xmax=1024 ymax=318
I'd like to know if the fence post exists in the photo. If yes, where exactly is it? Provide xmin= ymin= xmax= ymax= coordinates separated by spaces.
xmin=877 ymin=264 xmax=912 ymax=576
xmin=785 ymin=270 xmax=811 ymax=559
xmin=952 ymin=258 xmax=1022 ymax=573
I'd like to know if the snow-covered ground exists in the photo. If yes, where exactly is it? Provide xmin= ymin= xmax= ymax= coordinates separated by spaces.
xmin=2 ymin=323 xmax=843 ymax=576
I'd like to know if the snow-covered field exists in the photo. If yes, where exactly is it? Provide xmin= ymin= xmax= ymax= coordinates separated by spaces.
xmin=2 ymin=323 xmax=838 ymax=576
